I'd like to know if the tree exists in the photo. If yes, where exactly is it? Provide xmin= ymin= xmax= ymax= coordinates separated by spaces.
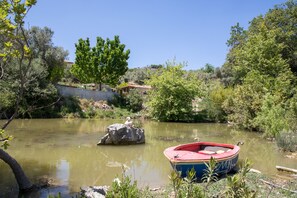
xmin=28 ymin=26 xmax=68 ymax=83
xmin=0 ymin=0 xmax=66 ymax=192
xmin=201 ymin=81 xmax=232 ymax=122
xmin=146 ymin=62 xmax=201 ymax=122
xmin=1 ymin=26 xmax=68 ymax=119
xmin=222 ymin=1 xmax=297 ymax=85
xmin=0 ymin=0 xmax=37 ymax=192
xmin=71 ymin=35 xmax=130 ymax=90
xmin=202 ymin=63 xmax=215 ymax=74
xmin=220 ymin=1 xmax=297 ymax=132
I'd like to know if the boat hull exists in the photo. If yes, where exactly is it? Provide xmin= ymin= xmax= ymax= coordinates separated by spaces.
xmin=164 ymin=142 xmax=240 ymax=178
xmin=170 ymin=153 xmax=239 ymax=178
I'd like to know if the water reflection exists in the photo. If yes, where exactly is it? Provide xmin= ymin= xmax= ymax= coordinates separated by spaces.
xmin=0 ymin=119 xmax=296 ymax=197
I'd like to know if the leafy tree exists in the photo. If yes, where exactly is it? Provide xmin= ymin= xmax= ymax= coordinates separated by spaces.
xmin=1 ymin=26 xmax=68 ymax=119
xmin=71 ymin=35 xmax=130 ymax=90
xmin=146 ymin=62 xmax=200 ymax=121
xmin=223 ymin=71 xmax=267 ymax=129
xmin=202 ymin=63 xmax=215 ymax=74
xmin=249 ymin=0 xmax=297 ymax=75
xmin=120 ymin=64 xmax=163 ymax=85
xmin=222 ymin=1 xmax=297 ymax=86
xmin=221 ymin=1 xmax=297 ymax=132
xmin=0 ymin=0 xmax=67 ymax=193
xmin=201 ymin=81 xmax=232 ymax=122
xmin=28 ymin=26 xmax=68 ymax=82
xmin=226 ymin=22 xmax=247 ymax=48
xmin=253 ymin=94 xmax=289 ymax=137
xmin=0 ymin=0 xmax=37 ymax=192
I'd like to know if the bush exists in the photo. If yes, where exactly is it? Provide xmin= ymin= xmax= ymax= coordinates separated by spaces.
xmin=146 ymin=63 xmax=200 ymax=122
xmin=222 ymin=159 xmax=256 ymax=198
xmin=125 ymin=89 xmax=143 ymax=112
xmin=106 ymin=170 xmax=141 ymax=198
xmin=59 ymin=96 xmax=83 ymax=118
xmin=276 ymin=131 xmax=297 ymax=152
xmin=168 ymin=168 xmax=205 ymax=198
xmin=253 ymin=94 xmax=288 ymax=137
xmin=201 ymin=82 xmax=232 ymax=122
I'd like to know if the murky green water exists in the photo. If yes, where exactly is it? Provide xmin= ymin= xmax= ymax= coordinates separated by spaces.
xmin=0 ymin=119 xmax=296 ymax=197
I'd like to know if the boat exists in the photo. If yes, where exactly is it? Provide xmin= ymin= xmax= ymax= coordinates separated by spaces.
xmin=163 ymin=142 xmax=240 ymax=178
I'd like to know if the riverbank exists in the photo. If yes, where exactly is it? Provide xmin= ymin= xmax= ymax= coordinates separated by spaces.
xmin=79 ymin=171 xmax=297 ymax=198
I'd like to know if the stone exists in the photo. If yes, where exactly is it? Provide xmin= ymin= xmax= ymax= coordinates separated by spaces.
xmin=80 ymin=186 xmax=109 ymax=198
xmin=97 ymin=124 xmax=145 ymax=145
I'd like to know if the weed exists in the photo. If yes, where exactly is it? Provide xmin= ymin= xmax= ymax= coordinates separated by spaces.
xmin=106 ymin=167 xmax=141 ymax=198
xmin=202 ymin=157 xmax=218 ymax=189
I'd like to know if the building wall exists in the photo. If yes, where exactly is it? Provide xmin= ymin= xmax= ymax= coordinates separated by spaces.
xmin=56 ymin=84 xmax=117 ymax=101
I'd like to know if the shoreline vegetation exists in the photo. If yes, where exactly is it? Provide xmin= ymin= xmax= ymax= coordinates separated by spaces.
xmin=55 ymin=160 xmax=297 ymax=198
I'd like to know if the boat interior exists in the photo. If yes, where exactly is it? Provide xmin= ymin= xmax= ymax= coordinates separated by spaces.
xmin=176 ymin=144 xmax=233 ymax=155
xmin=198 ymin=146 xmax=231 ymax=154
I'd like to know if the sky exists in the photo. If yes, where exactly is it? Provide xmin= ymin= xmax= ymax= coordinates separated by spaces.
xmin=26 ymin=0 xmax=287 ymax=70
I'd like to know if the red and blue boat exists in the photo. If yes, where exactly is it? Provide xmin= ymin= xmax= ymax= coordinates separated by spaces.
xmin=164 ymin=142 xmax=240 ymax=178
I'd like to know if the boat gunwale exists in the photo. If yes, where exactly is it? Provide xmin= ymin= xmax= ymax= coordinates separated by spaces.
xmin=164 ymin=142 xmax=240 ymax=163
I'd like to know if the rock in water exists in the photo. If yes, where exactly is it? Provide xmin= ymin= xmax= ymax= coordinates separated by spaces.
xmin=80 ymin=186 xmax=109 ymax=198
xmin=97 ymin=124 xmax=145 ymax=145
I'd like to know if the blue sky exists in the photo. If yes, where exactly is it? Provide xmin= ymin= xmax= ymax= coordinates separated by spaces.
xmin=26 ymin=0 xmax=287 ymax=70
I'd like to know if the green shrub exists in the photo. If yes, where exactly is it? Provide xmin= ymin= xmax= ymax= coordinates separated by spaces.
xmin=253 ymin=94 xmax=288 ymax=137
xmin=125 ymin=89 xmax=143 ymax=112
xmin=201 ymin=82 xmax=232 ymax=122
xmin=146 ymin=63 xmax=200 ymax=122
xmin=169 ymin=168 xmax=204 ymax=198
xmin=106 ymin=171 xmax=140 ymax=198
xmin=222 ymin=159 xmax=256 ymax=198
xmin=276 ymin=131 xmax=297 ymax=152
xmin=59 ymin=96 xmax=83 ymax=117
xmin=202 ymin=157 xmax=218 ymax=189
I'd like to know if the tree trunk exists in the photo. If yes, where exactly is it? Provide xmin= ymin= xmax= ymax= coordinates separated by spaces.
xmin=99 ymin=83 xmax=102 ymax=91
xmin=0 ymin=148 xmax=34 ymax=191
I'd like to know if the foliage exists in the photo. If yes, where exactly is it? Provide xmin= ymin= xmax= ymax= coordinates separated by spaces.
xmin=0 ymin=129 xmax=13 ymax=149
xmin=146 ymin=62 xmax=201 ymax=122
xmin=0 ymin=0 xmax=38 ymax=191
xmin=120 ymin=65 xmax=160 ymax=85
xmin=1 ymin=26 xmax=68 ymax=119
xmin=125 ymin=89 xmax=144 ymax=112
xmin=223 ymin=71 xmax=268 ymax=129
xmin=0 ymin=82 xmax=16 ymax=117
xmin=58 ymin=96 xmax=83 ymax=118
xmin=221 ymin=1 xmax=297 ymax=135
xmin=222 ymin=159 xmax=256 ymax=198
xmin=202 ymin=157 xmax=218 ymax=189
xmin=71 ymin=35 xmax=130 ymax=90
xmin=253 ymin=94 xmax=289 ymax=137
xmin=168 ymin=170 xmax=182 ymax=197
xmin=201 ymin=63 xmax=215 ymax=74
xmin=226 ymin=22 xmax=247 ymax=48
xmin=28 ymin=26 xmax=68 ymax=82
xmin=168 ymin=169 xmax=204 ymax=198
xmin=201 ymin=81 xmax=232 ymax=122
xmin=276 ymin=131 xmax=297 ymax=152
xmin=106 ymin=169 xmax=140 ymax=198
xmin=47 ymin=192 xmax=62 ymax=198
xmin=223 ymin=1 xmax=297 ymax=85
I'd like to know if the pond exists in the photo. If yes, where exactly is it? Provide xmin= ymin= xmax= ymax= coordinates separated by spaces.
xmin=0 ymin=119 xmax=296 ymax=197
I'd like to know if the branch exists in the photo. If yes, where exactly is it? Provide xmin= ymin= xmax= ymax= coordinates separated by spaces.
xmin=0 ymin=137 xmax=9 ymax=142
xmin=276 ymin=165 xmax=297 ymax=174
xmin=0 ymin=63 xmax=3 ymax=79
xmin=26 ymin=96 xmax=61 ymax=112
xmin=260 ymin=179 xmax=297 ymax=194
